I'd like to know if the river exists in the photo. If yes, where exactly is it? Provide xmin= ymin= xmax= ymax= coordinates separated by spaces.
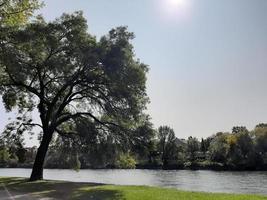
xmin=0 ymin=168 xmax=266 ymax=195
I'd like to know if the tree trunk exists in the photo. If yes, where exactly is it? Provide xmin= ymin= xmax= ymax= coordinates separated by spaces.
xmin=29 ymin=130 xmax=53 ymax=181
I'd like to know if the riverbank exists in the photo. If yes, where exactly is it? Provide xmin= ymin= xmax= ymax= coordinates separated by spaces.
xmin=0 ymin=177 xmax=266 ymax=200
xmin=3 ymin=163 xmax=267 ymax=171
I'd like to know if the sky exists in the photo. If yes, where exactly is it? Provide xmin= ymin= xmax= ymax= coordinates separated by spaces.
xmin=1 ymin=0 xmax=267 ymax=146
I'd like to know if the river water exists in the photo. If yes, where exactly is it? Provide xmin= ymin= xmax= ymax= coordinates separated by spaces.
xmin=0 ymin=168 xmax=266 ymax=195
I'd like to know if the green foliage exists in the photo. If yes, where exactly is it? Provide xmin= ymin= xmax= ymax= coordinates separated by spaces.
xmin=0 ymin=147 xmax=10 ymax=165
xmin=157 ymin=126 xmax=179 ymax=166
xmin=187 ymin=136 xmax=199 ymax=162
xmin=45 ymin=136 xmax=81 ymax=170
xmin=0 ymin=12 xmax=149 ymax=179
xmin=232 ymin=126 xmax=248 ymax=134
xmin=208 ymin=126 xmax=265 ymax=169
xmin=131 ymin=115 xmax=156 ymax=160
xmin=0 ymin=0 xmax=43 ymax=26
xmin=0 ymin=11 xmax=148 ymax=140
xmin=209 ymin=133 xmax=229 ymax=163
xmin=200 ymin=137 xmax=212 ymax=152
xmin=116 ymin=153 xmax=136 ymax=169
xmin=2 ymin=122 xmax=267 ymax=170
xmin=253 ymin=125 xmax=267 ymax=153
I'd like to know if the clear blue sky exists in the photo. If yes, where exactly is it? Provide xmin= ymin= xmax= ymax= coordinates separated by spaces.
xmin=1 ymin=0 xmax=267 ymax=146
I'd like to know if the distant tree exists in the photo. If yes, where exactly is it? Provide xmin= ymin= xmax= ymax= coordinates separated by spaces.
xmin=255 ymin=123 xmax=267 ymax=129
xmin=131 ymin=116 xmax=155 ymax=161
xmin=236 ymin=132 xmax=253 ymax=159
xmin=45 ymin=136 xmax=80 ymax=170
xmin=0 ymin=148 xmax=10 ymax=165
xmin=200 ymin=137 xmax=212 ymax=153
xmin=0 ymin=12 xmax=149 ymax=181
xmin=157 ymin=126 xmax=177 ymax=167
xmin=200 ymin=138 xmax=205 ymax=152
xmin=0 ymin=139 xmax=10 ymax=166
xmin=209 ymin=133 xmax=228 ymax=163
xmin=232 ymin=126 xmax=248 ymax=134
xmin=252 ymin=125 xmax=267 ymax=166
xmin=226 ymin=132 xmax=256 ymax=168
xmin=15 ymin=141 xmax=26 ymax=163
xmin=187 ymin=136 xmax=199 ymax=162
xmin=75 ymin=118 xmax=121 ymax=168
xmin=116 ymin=152 xmax=136 ymax=169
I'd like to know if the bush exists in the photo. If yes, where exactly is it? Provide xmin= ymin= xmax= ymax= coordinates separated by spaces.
xmin=116 ymin=153 xmax=136 ymax=169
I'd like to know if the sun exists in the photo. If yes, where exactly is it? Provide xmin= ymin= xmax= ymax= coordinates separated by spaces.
xmin=168 ymin=0 xmax=187 ymax=7
xmin=157 ymin=0 xmax=191 ymax=22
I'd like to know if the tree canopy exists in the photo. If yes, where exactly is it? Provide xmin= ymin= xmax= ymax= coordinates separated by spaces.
xmin=0 ymin=12 xmax=149 ymax=180
xmin=0 ymin=0 xmax=42 ymax=26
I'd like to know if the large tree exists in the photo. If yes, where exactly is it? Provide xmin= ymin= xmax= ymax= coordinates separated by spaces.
xmin=0 ymin=12 xmax=149 ymax=181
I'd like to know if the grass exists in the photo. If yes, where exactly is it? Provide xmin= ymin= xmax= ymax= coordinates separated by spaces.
xmin=0 ymin=177 xmax=267 ymax=200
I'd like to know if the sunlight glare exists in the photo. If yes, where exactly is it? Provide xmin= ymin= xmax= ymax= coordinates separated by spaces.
xmin=158 ymin=0 xmax=192 ymax=22
xmin=168 ymin=0 xmax=186 ymax=7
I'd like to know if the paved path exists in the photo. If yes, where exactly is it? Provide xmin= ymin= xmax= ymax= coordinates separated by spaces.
xmin=0 ymin=183 xmax=44 ymax=200
xmin=0 ymin=183 xmax=14 ymax=200
xmin=0 ymin=182 xmax=57 ymax=200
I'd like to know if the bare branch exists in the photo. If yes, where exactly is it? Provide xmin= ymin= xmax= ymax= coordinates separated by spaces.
xmin=22 ymin=123 xmax=43 ymax=129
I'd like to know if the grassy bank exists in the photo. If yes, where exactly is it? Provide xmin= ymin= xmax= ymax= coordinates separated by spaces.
xmin=0 ymin=177 xmax=266 ymax=200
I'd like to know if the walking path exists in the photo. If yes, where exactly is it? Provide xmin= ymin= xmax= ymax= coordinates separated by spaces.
xmin=0 ymin=183 xmax=14 ymax=200
xmin=0 ymin=183 xmax=44 ymax=200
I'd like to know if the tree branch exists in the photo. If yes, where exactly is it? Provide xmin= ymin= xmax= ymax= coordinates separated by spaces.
xmin=22 ymin=123 xmax=43 ymax=129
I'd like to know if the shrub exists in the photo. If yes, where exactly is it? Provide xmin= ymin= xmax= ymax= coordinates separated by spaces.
xmin=116 ymin=153 xmax=136 ymax=169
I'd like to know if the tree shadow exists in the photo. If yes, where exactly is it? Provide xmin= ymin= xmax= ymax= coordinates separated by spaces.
xmin=72 ymin=188 xmax=125 ymax=200
xmin=0 ymin=177 xmax=124 ymax=199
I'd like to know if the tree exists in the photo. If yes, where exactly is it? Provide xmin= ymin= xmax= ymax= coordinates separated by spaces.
xmin=209 ymin=133 xmax=229 ymax=163
xmin=187 ymin=136 xmax=199 ymax=162
xmin=253 ymin=125 xmax=267 ymax=154
xmin=200 ymin=137 xmax=212 ymax=153
xmin=0 ymin=12 xmax=149 ymax=180
xmin=0 ymin=0 xmax=42 ymax=26
xmin=0 ymin=139 xmax=10 ymax=166
xmin=131 ymin=115 xmax=155 ymax=161
xmin=75 ymin=118 xmax=122 ymax=168
xmin=232 ymin=126 xmax=248 ymax=134
xmin=157 ymin=126 xmax=177 ymax=167
xmin=116 ymin=152 xmax=136 ymax=169
xmin=251 ymin=125 xmax=267 ymax=167
xmin=235 ymin=132 xmax=253 ymax=159
xmin=45 ymin=136 xmax=80 ymax=169
xmin=255 ymin=123 xmax=267 ymax=129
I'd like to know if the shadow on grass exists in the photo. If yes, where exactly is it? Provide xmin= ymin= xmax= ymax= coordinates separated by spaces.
xmin=0 ymin=177 xmax=124 ymax=200
xmin=72 ymin=188 xmax=125 ymax=200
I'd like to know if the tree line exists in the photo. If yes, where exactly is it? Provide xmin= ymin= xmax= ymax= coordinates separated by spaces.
xmin=1 ymin=123 xmax=267 ymax=170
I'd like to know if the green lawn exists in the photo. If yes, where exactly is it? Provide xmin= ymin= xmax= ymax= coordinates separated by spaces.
xmin=0 ymin=177 xmax=266 ymax=200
